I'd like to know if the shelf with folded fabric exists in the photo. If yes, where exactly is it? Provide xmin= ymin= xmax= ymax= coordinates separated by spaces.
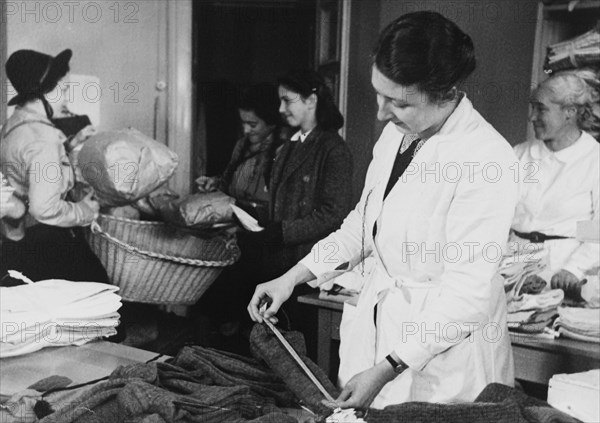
xmin=510 ymin=331 xmax=600 ymax=387
xmin=298 ymin=293 xmax=600 ymax=386
xmin=528 ymin=0 xmax=600 ymax=140
xmin=532 ymin=1 xmax=600 ymax=87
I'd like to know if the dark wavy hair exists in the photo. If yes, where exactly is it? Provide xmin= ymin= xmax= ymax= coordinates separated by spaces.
xmin=238 ymin=83 xmax=281 ymax=126
xmin=277 ymin=69 xmax=344 ymax=132
xmin=373 ymin=11 xmax=476 ymax=102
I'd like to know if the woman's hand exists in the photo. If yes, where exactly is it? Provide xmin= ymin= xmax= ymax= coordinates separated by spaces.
xmin=241 ymin=222 xmax=283 ymax=246
xmin=551 ymin=269 xmax=585 ymax=300
xmin=195 ymin=176 xmax=218 ymax=193
xmin=247 ymin=276 xmax=295 ymax=324
xmin=68 ymin=125 xmax=97 ymax=151
xmin=79 ymin=191 xmax=100 ymax=220
xmin=1 ymin=186 xmax=16 ymax=218
xmin=322 ymin=362 xmax=396 ymax=409
xmin=1 ymin=187 xmax=25 ymax=219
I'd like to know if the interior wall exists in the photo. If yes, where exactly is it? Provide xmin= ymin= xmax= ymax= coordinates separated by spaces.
xmin=4 ymin=0 xmax=167 ymax=140
xmin=194 ymin=2 xmax=315 ymax=177
xmin=344 ymin=0 xmax=383 ymax=202
xmin=0 ymin=10 xmax=7 ymax=126
xmin=379 ymin=0 xmax=538 ymax=145
xmin=344 ymin=0 xmax=538 ymax=203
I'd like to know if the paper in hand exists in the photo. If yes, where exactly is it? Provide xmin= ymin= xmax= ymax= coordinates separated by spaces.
xmin=230 ymin=204 xmax=264 ymax=232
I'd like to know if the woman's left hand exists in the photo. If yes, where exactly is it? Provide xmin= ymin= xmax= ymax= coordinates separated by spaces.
xmin=69 ymin=125 xmax=97 ymax=150
xmin=322 ymin=362 xmax=395 ymax=409
xmin=242 ymin=222 xmax=283 ymax=246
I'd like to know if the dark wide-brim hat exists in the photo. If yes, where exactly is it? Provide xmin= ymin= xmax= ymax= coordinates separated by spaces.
xmin=6 ymin=49 xmax=72 ymax=106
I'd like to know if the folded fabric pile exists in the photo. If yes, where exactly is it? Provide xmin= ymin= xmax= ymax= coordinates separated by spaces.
xmin=0 ymin=279 xmax=121 ymax=357
xmin=554 ymin=306 xmax=600 ymax=343
xmin=498 ymin=254 xmax=547 ymax=302
xmin=497 ymin=251 xmax=564 ymax=333
xmin=250 ymin=324 xmax=340 ymax=417
xmin=364 ymin=382 xmax=581 ymax=423
xmin=2 ymin=325 xmax=581 ymax=423
xmin=8 ymin=330 xmax=325 ymax=423
xmin=544 ymin=27 xmax=600 ymax=73
xmin=506 ymin=290 xmax=564 ymax=333
xmin=35 ymin=361 xmax=297 ymax=423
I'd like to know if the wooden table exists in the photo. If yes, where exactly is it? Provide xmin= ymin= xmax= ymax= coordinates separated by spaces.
xmin=0 ymin=341 xmax=164 ymax=395
xmin=0 ymin=341 xmax=315 ymax=421
xmin=298 ymin=293 xmax=600 ymax=385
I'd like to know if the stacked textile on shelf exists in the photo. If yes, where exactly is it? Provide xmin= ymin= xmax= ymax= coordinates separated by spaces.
xmin=506 ymin=290 xmax=564 ymax=333
xmin=544 ymin=27 xmax=600 ymax=73
xmin=554 ymin=306 xmax=600 ymax=343
xmin=498 ymin=252 xmax=566 ymax=333
xmin=0 ymin=279 xmax=121 ymax=357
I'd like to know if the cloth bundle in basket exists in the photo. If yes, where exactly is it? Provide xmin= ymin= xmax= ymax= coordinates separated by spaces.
xmin=153 ymin=191 xmax=235 ymax=229
xmin=77 ymin=128 xmax=179 ymax=207
xmin=86 ymin=214 xmax=240 ymax=304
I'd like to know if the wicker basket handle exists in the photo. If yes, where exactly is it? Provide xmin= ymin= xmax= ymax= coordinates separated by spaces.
xmin=90 ymin=220 xmax=237 ymax=267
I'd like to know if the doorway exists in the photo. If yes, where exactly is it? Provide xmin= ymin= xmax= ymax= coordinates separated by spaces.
xmin=192 ymin=0 xmax=317 ymax=180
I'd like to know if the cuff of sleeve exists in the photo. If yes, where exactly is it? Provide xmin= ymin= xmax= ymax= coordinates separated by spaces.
xmin=300 ymin=237 xmax=350 ymax=288
xmin=393 ymin=339 xmax=434 ymax=372
xmin=301 ymin=255 xmax=325 ymax=288
xmin=76 ymin=202 xmax=96 ymax=225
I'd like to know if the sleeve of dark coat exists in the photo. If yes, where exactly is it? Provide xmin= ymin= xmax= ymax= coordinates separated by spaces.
xmin=281 ymin=142 xmax=353 ymax=245
xmin=219 ymin=137 xmax=245 ymax=193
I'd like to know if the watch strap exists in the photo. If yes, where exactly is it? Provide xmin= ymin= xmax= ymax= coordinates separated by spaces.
xmin=385 ymin=354 xmax=408 ymax=374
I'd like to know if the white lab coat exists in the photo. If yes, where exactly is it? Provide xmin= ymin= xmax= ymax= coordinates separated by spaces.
xmin=511 ymin=132 xmax=600 ymax=281
xmin=301 ymin=96 xmax=518 ymax=407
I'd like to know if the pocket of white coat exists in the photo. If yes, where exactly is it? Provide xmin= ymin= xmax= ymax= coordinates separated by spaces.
xmin=337 ymin=301 xmax=362 ymax=387
xmin=339 ymin=301 xmax=359 ymax=337
xmin=378 ymin=284 xmax=441 ymax=347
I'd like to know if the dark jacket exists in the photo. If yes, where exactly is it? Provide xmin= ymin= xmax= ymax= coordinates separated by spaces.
xmin=207 ymin=127 xmax=353 ymax=328
xmin=262 ymin=126 xmax=353 ymax=275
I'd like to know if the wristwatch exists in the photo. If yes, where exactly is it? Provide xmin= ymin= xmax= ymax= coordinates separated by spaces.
xmin=385 ymin=354 xmax=409 ymax=374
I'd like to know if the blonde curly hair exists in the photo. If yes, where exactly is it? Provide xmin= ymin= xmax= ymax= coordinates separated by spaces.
xmin=537 ymin=69 xmax=600 ymax=139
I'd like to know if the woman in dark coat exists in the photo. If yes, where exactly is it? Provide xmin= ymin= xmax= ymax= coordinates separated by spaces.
xmin=254 ymin=69 xmax=354 ymax=276
xmin=196 ymin=83 xmax=285 ymax=223
xmin=204 ymin=70 xmax=353 ymax=342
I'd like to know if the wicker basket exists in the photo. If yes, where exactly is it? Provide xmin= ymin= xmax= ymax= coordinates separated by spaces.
xmin=86 ymin=214 xmax=240 ymax=305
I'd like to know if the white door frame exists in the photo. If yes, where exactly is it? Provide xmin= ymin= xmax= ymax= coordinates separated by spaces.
xmin=166 ymin=0 xmax=193 ymax=194
xmin=338 ymin=0 xmax=352 ymax=139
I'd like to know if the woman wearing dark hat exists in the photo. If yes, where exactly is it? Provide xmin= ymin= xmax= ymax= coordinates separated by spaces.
xmin=0 ymin=49 xmax=108 ymax=283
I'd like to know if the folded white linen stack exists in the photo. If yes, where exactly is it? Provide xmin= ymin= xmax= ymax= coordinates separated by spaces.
xmin=554 ymin=307 xmax=600 ymax=343
xmin=0 ymin=279 xmax=122 ymax=357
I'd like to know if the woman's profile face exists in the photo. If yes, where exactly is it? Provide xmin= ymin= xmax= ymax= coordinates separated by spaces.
xmin=45 ymin=75 xmax=71 ymax=118
xmin=239 ymin=109 xmax=274 ymax=144
xmin=278 ymin=85 xmax=312 ymax=129
xmin=529 ymin=86 xmax=571 ymax=143
xmin=371 ymin=66 xmax=445 ymax=136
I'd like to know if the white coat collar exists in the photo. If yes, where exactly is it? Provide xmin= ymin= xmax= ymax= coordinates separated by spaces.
xmin=291 ymin=128 xmax=313 ymax=143
xmin=431 ymin=93 xmax=474 ymax=143
xmin=529 ymin=131 xmax=595 ymax=163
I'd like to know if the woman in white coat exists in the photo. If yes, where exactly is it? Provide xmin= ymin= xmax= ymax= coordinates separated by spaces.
xmin=511 ymin=70 xmax=599 ymax=300
xmin=248 ymin=11 xmax=518 ymax=409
